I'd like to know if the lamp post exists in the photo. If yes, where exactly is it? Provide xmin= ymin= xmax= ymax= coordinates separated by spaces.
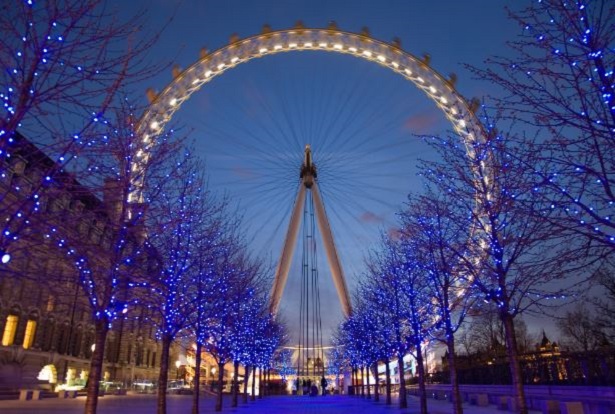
xmin=175 ymin=360 xmax=181 ymax=380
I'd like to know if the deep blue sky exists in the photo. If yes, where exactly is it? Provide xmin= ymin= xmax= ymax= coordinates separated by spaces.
xmin=110 ymin=0 xmax=524 ymax=344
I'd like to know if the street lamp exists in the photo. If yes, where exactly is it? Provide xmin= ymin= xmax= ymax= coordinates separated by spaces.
xmin=175 ymin=360 xmax=181 ymax=380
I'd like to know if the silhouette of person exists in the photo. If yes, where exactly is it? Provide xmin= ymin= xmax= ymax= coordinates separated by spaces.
xmin=321 ymin=376 xmax=327 ymax=396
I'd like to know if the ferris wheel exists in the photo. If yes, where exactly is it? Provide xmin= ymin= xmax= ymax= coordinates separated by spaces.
xmin=136 ymin=23 xmax=485 ymax=353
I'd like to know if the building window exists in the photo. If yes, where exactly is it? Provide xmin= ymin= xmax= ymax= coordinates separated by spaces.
xmin=46 ymin=296 xmax=55 ymax=312
xmin=23 ymin=319 xmax=37 ymax=349
xmin=42 ymin=318 xmax=55 ymax=351
xmin=72 ymin=326 xmax=83 ymax=357
xmin=57 ymin=322 xmax=70 ymax=354
xmin=2 ymin=315 xmax=18 ymax=346
xmin=136 ymin=343 xmax=143 ymax=366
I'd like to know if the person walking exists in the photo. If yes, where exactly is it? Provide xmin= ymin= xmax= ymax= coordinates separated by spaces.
xmin=321 ymin=376 xmax=327 ymax=396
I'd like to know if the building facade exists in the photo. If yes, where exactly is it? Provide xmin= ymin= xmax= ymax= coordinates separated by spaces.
xmin=0 ymin=133 xmax=178 ymax=391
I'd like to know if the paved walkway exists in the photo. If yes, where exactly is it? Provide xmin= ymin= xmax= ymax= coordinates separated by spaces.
xmin=0 ymin=393 xmax=540 ymax=413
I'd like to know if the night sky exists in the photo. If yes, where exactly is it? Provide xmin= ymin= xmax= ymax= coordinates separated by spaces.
xmin=109 ymin=0 xmax=522 ymax=344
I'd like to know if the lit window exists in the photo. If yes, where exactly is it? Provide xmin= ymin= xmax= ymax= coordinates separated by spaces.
xmin=23 ymin=320 xmax=37 ymax=349
xmin=2 ymin=315 xmax=18 ymax=346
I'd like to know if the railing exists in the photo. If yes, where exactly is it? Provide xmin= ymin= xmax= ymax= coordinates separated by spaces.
xmin=406 ymin=383 xmax=615 ymax=413
xmin=434 ymin=350 xmax=615 ymax=386
xmin=348 ymin=383 xmax=402 ymax=397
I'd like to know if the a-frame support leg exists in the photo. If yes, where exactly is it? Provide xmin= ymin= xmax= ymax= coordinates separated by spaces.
xmin=269 ymin=185 xmax=306 ymax=315
xmin=311 ymin=181 xmax=352 ymax=317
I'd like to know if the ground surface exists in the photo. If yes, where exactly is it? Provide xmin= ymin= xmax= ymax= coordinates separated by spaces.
xmin=0 ymin=393 xmax=541 ymax=413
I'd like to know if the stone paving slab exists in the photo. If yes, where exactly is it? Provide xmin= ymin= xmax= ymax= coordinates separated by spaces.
xmin=0 ymin=393 xmax=541 ymax=413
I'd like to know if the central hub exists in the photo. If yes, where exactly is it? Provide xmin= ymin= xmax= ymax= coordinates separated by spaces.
xmin=300 ymin=144 xmax=317 ymax=188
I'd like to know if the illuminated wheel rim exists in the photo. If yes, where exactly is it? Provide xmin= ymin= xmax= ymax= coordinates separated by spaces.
xmin=136 ymin=27 xmax=485 ymax=177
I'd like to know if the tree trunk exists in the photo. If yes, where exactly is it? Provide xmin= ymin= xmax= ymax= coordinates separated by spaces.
xmin=258 ymin=367 xmax=263 ymax=399
xmin=502 ymin=313 xmax=528 ymax=414
xmin=191 ymin=342 xmax=203 ymax=414
xmin=232 ymin=360 xmax=239 ymax=407
xmin=84 ymin=318 xmax=109 ymax=414
xmin=156 ymin=334 xmax=173 ymax=414
xmin=352 ymin=368 xmax=357 ymax=395
xmin=398 ymin=353 xmax=407 ymax=409
xmin=242 ymin=365 xmax=249 ymax=403
xmin=366 ymin=364 xmax=371 ymax=399
xmin=251 ymin=366 xmax=256 ymax=401
xmin=361 ymin=366 xmax=365 ymax=397
xmin=372 ymin=363 xmax=379 ymax=402
xmin=384 ymin=357 xmax=391 ymax=405
xmin=215 ymin=361 xmax=224 ymax=412
xmin=416 ymin=343 xmax=428 ymax=414
xmin=447 ymin=338 xmax=463 ymax=414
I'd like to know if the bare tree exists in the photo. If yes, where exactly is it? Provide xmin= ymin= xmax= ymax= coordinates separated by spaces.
xmin=353 ymin=234 xmax=433 ymax=414
xmin=420 ymin=127 xmax=584 ymax=414
xmin=472 ymin=0 xmax=615 ymax=256
xmin=189 ymin=212 xmax=233 ymax=414
xmin=141 ymin=152 xmax=222 ymax=414
xmin=557 ymin=305 xmax=607 ymax=352
xmin=0 ymin=0 xmax=159 ymax=266
xmin=460 ymin=307 xmax=535 ymax=356
xmin=591 ymin=263 xmax=615 ymax=341
xmin=400 ymin=192 xmax=475 ymax=414
xmin=201 ymin=245 xmax=269 ymax=411
xmin=364 ymin=238 xmax=415 ymax=409
xmin=337 ymin=297 xmax=379 ymax=399
xmin=52 ymin=99 xmax=184 ymax=414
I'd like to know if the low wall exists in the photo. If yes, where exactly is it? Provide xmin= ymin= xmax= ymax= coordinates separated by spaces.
xmin=406 ymin=384 xmax=615 ymax=413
